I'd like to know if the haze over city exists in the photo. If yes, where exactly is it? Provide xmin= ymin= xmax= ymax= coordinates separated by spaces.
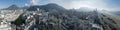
xmin=0 ymin=0 xmax=120 ymax=30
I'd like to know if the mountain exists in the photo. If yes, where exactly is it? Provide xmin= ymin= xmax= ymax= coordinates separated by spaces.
xmin=27 ymin=3 xmax=67 ymax=12
xmin=22 ymin=6 xmax=30 ymax=10
xmin=2 ymin=4 xmax=20 ymax=10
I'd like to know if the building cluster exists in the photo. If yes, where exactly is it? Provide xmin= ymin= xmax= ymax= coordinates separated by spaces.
xmin=15 ymin=9 xmax=104 ymax=30
xmin=0 ymin=9 xmax=104 ymax=30
xmin=0 ymin=10 xmax=23 ymax=30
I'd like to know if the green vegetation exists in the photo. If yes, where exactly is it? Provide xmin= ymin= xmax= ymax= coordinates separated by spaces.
xmin=12 ymin=14 xmax=25 ymax=26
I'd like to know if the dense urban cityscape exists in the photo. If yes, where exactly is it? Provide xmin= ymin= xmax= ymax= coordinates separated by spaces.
xmin=0 ymin=0 xmax=120 ymax=30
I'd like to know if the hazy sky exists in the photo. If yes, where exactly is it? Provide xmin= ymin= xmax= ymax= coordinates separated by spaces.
xmin=0 ymin=0 xmax=120 ymax=11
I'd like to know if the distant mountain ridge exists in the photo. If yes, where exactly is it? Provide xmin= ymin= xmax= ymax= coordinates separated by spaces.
xmin=27 ymin=3 xmax=67 ymax=12
xmin=2 ymin=4 xmax=20 ymax=10
xmin=0 ymin=3 xmax=96 ymax=12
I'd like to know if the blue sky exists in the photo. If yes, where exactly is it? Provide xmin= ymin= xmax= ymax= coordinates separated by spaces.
xmin=0 ymin=0 xmax=29 ymax=8
xmin=0 ymin=0 xmax=120 ymax=11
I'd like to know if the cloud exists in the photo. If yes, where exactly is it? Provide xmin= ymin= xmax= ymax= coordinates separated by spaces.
xmin=30 ymin=0 xmax=39 ymax=5
xmin=24 ymin=0 xmax=40 ymax=6
xmin=47 ymin=0 xmax=106 ymax=9
xmin=25 ymin=3 xmax=30 ymax=6
xmin=44 ymin=0 xmax=119 ymax=11
xmin=23 ymin=0 xmax=119 ymax=11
